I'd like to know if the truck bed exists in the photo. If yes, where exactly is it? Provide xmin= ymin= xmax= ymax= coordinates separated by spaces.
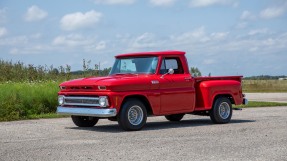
xmin=194 ymin=76 xmax=243 ymax=111
xmin=194 ymin=76 xmax=243 ymax=82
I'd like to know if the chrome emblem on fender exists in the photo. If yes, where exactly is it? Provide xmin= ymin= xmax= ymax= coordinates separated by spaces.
xmin=151 ymin=80 xmax=159 ymax=84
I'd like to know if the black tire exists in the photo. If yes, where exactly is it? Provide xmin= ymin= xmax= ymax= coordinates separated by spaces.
xmin=165 ymin=114 xmax=185 ymax=121
xmin=117 ymin=99 xmax=147 ymax=131
xmin=71 ymin=116 xmax=99 ymax=127
xmin=210 ymin=97 xmax=232 ymax=124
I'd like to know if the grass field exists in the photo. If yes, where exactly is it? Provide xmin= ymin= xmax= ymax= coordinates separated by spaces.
xmin=243 ymin=80 xmax=287 ymax=92
xmin=236 ymin=101 xmax=287 ymax=108
xmin=0 ymin=81 xmax=59 ymax=121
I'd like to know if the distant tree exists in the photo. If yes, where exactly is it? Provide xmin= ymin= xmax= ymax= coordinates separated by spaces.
xmin=82 ymin=59 xmax=91 ymax=76
xmin=95 ymin=64 xmax=99 ymax=76
xmin=58 ymin=65 xmax=65 ymax=75
xmin=101 ymin=67 xmax=112 ymax=76
xmin=51 ymin=68 xmax=59 ymax=75
xmin=190 ymin=67 xmax=202 ymax=77
xmin=208 ymin=73 xmax=211 ymax=77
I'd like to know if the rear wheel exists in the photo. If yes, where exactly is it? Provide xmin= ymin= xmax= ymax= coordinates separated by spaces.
xmin=210 ymin=97 xmax=232 ymax=124
xmin=165 ymin=114 xmax=185 ymax=121
xmin=117 ymin=99 xmax=147 ymax=131
xmin=71 ymin=116 xmax=99 ymax=127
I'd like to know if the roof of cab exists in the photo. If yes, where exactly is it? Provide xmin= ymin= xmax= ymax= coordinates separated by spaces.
xmin=115 ymin=50 xmax=185 ymax=58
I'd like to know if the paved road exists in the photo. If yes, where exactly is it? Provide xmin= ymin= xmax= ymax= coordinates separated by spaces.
xmin=246 ymin=93 xmax=287 ymax=103
xmin=1 ymin=107 xmax=287 ymax=161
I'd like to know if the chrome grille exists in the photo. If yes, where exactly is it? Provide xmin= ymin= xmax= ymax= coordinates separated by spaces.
xmin=63 ymin=96 xmax=100 ymax=107
xmin=69 ymin=86 xmax=93 ymax=90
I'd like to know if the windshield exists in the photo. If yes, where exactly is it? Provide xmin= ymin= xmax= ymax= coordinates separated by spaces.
xmin=109 ymin=57 xmax=158 ymax=75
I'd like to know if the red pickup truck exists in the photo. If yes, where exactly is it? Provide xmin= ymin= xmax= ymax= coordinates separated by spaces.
xmin=57 ymin=51 xmax=247 ymax=131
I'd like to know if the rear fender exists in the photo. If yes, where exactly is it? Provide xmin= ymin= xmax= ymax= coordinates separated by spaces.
xmin=196 ymin=80 xmax=243 ymax=110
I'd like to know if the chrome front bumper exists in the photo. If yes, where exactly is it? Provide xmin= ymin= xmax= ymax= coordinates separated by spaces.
xmin=57 ymin=106 xmax=117 ymax=117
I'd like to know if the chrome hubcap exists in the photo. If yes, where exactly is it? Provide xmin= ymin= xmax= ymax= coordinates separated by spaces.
xmin=219 ymin=102 xmax=230 ymax=119
xmin=128 ymin=105 xmax=143 ymax=126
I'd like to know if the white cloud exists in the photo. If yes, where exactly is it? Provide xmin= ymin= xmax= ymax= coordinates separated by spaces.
xmin=211 ymin=32 xmax=229 ymax=40
xmin=53 ymin=34 xmax=93 ymax=46
xmin=60 ymin=10 xmax=102 ymax=31
xmin=249 ymin=47 xmax=258 ymax=52
xmin=260 ymin=2 xmax=287 ymax=19
xmin=85 ymin=41 xmax=106 ymax=52
xmin=128 ymin=33 xmax=158 ymax=50
xmin=94 ymin=0 xmax=135 ymax=5
xmin=24 ymin=5 xmax=48 ymax=22
xmin=1 ymin=34 xmax=52 ymax=55
xmin=0 ymin=27 xmax=8 ymax=37
xmin=203 ymin=59 xmax=216 ymax=65
xmin=52 ymin=34 xmax=106 ymax=52
xmin=240 ymin=10 xmax=256 ymax=20
xmin=95 ymin=41 xmax=106 ymax=50
xmin=0 ymin=8 xmax=7 ymax=24
xmin=30 ymin=33 xmax=42 ymax=39
xmin=221 ymin=32 xmax=287 ymax=55
xmin=9 ymin=45 xmax=52 ymax=55
xmin=235 ymin=22 xmax=247 ymax=29
xmin=170 ymin=26 xmax=210 ymax=43
xmin=189 ymin=0 xmax=237 ymax=8
xmin=260 ymin=3 xmax=287 ymax=19
xmin=149 ymin=0 xmax=177 ymax=7
xmin=0 ymin=36 xmax=28 ymax=46
xmin=10 ymin=48 xmax=19 ymax=54
xmin=248 ymin=28 xmax=268 ymax=36
xmin=263 ymin=38 xmax=275 ymax=46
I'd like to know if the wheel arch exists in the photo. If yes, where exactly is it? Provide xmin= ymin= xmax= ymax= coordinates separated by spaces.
xmin=212 ymin=94 xmax=234 ymax=107
xmin=121 ymin=95 xmax=153 ymax=116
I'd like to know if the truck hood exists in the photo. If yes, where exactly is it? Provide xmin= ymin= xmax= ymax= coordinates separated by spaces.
xmin=60 ymin=74 xmax=154 ymax=91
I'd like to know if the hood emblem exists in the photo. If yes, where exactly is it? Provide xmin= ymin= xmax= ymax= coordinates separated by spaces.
xmin=151 ymin=80 xmax=159 ymax=84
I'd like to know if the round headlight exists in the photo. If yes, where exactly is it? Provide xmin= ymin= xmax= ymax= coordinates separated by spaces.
xmin=99 ymin=96 xmax=108 ymax=107
xmin=58 ymin=96 xmax=64 ymax=105
xmin=60 ymin=86 xmax=66 ymax=90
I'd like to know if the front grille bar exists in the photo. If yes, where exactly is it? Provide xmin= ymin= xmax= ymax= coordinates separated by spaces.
xmin=63 ymin=96 xmax=100 ymax=107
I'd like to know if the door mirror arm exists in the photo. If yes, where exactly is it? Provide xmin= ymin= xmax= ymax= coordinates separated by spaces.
xmin=160 ymin=68 xmax=174 ymax=78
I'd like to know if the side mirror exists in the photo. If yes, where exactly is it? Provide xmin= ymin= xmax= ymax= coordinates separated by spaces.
xmin=168 ymin=68 xmax=174 ymax=75
xmin=161 ymin=68 xmax=174 ymax=78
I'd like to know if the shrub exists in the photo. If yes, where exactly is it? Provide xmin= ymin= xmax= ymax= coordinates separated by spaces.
xmin=0 ymin=81 xmax=59 ymax=121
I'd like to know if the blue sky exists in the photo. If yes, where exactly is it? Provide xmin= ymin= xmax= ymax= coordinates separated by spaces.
xmin=0 ymin=0 xmax=287 ymax=76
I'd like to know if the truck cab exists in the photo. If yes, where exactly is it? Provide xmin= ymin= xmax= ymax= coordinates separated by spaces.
xmin=57 ymin=51 xmax=247 ymax=131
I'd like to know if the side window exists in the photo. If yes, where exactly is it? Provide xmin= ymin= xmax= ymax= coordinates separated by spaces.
xmin=165 ymin=59 xmax=178 ymax=69
xmin=160 ymin=57 xmax=183 ymax=74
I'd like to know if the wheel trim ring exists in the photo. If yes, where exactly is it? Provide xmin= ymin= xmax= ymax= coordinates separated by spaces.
xmin=219 ymin=102 xmax=230 ymax=119
xmin=128 ymin=105 xmax=143 ymax=126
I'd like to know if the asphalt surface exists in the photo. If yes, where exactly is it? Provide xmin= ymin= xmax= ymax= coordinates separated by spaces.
xmin=1 ymin=106 xmax=287 ymax=161
xmin=246 ymin=93 xmax=287 ymax=103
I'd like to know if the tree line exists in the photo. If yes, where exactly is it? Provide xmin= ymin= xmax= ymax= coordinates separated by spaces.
xmin=0 ymin=59 xmax=111 ymax=82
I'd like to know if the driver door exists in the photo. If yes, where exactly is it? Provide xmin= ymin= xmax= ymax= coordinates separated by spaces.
xmin=159 ymin=57 xmax=195 ymax=113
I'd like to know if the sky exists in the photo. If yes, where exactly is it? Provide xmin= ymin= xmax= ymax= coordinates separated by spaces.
xmin=0 ymin=0 xmax=287 ymax=77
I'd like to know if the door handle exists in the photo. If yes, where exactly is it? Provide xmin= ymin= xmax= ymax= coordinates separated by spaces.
xmin=184 ymin=77 xmax=192 ymax=81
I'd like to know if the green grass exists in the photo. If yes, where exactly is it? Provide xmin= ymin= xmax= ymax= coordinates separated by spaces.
xmin=243 ymin=80 xmax=287 ymax=92
xmin=236 ymin=101 xmax=287 ymax=108
xmin=0 ymin=81 xmax=60 ymax=121
xmin=26 ymin=113 xmax=69 ymax=119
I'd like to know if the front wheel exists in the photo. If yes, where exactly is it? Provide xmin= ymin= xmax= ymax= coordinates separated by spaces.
xmin=71 ymin=116 xmax=99 ymax=127
xmin=117 ymin=99 xmax=147 ymax=131
xmin=210 ymin=97 xmax=232 ymax=124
